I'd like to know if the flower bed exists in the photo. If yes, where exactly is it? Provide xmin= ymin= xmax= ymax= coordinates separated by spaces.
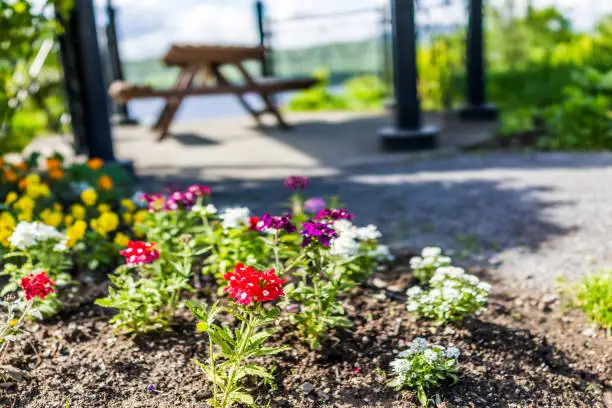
xmin=0 ymin=154 xmax=610 ymax=407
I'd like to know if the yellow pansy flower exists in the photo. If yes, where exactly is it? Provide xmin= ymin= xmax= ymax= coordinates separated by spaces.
xmin=66 ymin=220 xmax=87 ymax=248
xmin=91 ymin=212 xmax=119 ymax=237
xmin=122 ymin=212 xmax=133 ymax=225
xmin=113 ymin=232 xmax=130 ymax=247
xmin=81 ymin=189 xmax=97 ymax=206
xmin=97 ymin=204 xmax=111 ymax=213
xmin=53 ymin=203 xmax=63 ymax=212
xmin=71 ymin=204 xmax=87 ymax=220
xmin=26 ymin=182 xmax=51 ymax=200
xmin=133 ymin=210 xmax=148 ymax=224
xmin=0 ymin=212 xmax=16 ymax=247
xmin=5 ymin=192 xmax=18 ymax=206
xmin=14 ymin=196 xmax=35 ymax=214
xmin=64 ymin=215 xmax=74 ymax=226
xmin=40 ymin=209 xmax=62 ymax=228
xmin=120 ymin=199 xmax=135 ymax=212
xmin=17 ymin=212 xmax=33 ymax=222
xmin=25 ymin=174 xmax=40 ymax=184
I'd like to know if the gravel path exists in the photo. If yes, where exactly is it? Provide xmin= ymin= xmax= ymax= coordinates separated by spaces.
xmin=170 ymin=151 xmax=612 ymax=291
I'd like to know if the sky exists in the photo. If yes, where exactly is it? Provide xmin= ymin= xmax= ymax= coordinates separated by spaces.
xmin=92 ymin=0 xmax=612 ymax=61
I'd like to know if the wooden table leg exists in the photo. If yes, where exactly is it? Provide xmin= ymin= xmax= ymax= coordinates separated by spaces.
xmin=210 ymin=64 xmax=263 ymax=126
xmin=235 ymin=63 xmax=291 ymax=130
xmin=153 ymin=65 xmax=197 ymax=140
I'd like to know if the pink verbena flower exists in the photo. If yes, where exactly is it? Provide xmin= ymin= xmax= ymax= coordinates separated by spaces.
xmin=119 ymin=241 xmax=160 ymax=265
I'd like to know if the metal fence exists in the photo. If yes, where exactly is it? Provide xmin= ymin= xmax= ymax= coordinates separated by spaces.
xmin=259 ymin=0 xmax=467 ymax=86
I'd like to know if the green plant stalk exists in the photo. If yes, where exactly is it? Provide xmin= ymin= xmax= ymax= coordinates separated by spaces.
xmin=0 ymin=300 xmax=32 ymax=361
xmin=220 ymin=306 xmax=258 ymax=408
xmin=208 ymin=330 xmax=218 ymax=407
xmin=273 ymin=230 xmax=281 ymax=273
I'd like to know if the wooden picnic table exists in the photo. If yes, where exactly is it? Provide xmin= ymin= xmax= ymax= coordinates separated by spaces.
xmin=109 ymin=44 xmax=317 ymax=141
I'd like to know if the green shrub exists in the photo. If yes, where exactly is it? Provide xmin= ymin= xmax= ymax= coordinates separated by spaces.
xmin=539 ymin=68 xmax=612 ymax=150
xmin=560 ymin=271 xmax=612 ymax=334
xmin=287 ymin=68 xmax=349 ymax=112
xmin=344 ymin=75 xmax=387 ymax=110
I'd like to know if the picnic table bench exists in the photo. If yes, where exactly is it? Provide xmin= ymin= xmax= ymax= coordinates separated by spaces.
xmin=109 ymin=44 xmax=317 ymax=140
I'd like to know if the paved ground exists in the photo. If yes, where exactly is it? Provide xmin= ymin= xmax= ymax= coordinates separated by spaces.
xmin=27 ymin=112 xmax=612 ymax=290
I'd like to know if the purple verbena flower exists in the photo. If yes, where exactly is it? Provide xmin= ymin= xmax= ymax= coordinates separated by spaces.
xmin=284 ymin=176 xmax=309 ymax=190
xmin=301 ymin=221 xmax=337 ymax=247
xmin=303 ymin=198 xmax=326 ymax=214
xmin=314 ymin=208 xmax=354 ymax=221
xmin=257 ymin=213 xmax=296 ymax=233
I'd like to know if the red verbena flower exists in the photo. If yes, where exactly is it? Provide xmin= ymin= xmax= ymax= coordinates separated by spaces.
xmin=119 ymin=241 xmax=160 ymax=265
xmin=20 ymin=271 xmax=55 ymax=301
xmin=248 ymin=216 xmax=261 ymax=231
xmin=223 ymin=263 xmax=286 ymax=306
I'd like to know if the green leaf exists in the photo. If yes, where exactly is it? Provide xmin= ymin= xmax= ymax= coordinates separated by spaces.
xmin=229 ymin=391 xmax=255 ymax=406
xmin=243 ymin=364 xmax=274 ymax=380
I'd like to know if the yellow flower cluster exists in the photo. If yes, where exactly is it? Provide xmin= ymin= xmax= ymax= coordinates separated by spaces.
xmin=24 ymin=174 xmax=51 ymax=200
xmin=81 ymin=189 xmax=98 ymax=206
xmin=66 ymin=220 xmax=87 ymax=248
xmin=90 ymin=212 xmax=120 ymax=238
xmin=1 ymin=154 xmax=145 ymax=252
xmin=0 ymin=212 xmax=16 ymax=247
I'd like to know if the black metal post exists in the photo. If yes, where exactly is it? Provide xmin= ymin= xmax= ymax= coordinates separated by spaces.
xmin=58 ymin=0 xmax=132 ymax=171
xmin=255 ymin=1 xmax=273 ymax=77
xmin=458 ymin=0 xmax=497 ymax=120
xmin=378 ymin=0 xmax=438 ymax=151
xmin=106 ymin=0 xmax=138 ymax=125
xmin=380 ymin=2 xmax=392 ymax=92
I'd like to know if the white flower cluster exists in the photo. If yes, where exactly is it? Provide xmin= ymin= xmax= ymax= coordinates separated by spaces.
xmin=191 ymin=203 xmax=218 ymax=216
xmin=8 ymin=221 xmax=67 ymax=252
xmin=219 ymin=207 xmax=250 ymax=229
xmin=389 ymin=337 xmax=460 ymax=391
xmin=329 ymin=220 xmax=393 ymax=262
xmin=409 ymin=246 xmax=452 ymax=283
xmin=406 ymin=266 xmax=490 ymax=323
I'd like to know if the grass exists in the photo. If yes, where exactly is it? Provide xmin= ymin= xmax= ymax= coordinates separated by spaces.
xmin=559 ymin=270 xmax=612 ymax=335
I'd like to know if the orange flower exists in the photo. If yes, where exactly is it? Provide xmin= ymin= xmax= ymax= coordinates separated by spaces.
xmin=18 ymin=178 xmax=27 ymax=190
xmin=87 ymin=158 xmax=104 ymax=171
xmin=49 ymin=168 xmax=64 ymax=180
xmin=46 ymin=157 xmax=62 ymax=171
xmin=15 ymin=162 xmax=28 ymax=171
xmin=0 ymin=158 xmax=4 ymax=167
xmin=4 ymin=169 xmax=17 ymax=182
xmin=97 ymin=175 xmax=113 ymax=190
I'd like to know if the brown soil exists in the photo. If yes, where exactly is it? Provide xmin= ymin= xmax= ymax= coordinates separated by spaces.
xmin=1 ymin=256 xmax=610 ymax=408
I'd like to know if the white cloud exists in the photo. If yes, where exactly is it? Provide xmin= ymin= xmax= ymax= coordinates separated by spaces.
xmin=93 ymin=0 xmax=611 ymax=61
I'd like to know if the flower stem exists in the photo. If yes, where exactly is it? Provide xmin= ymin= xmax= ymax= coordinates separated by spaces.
xmin=220 ymin=308 xmax=257 ymax=408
